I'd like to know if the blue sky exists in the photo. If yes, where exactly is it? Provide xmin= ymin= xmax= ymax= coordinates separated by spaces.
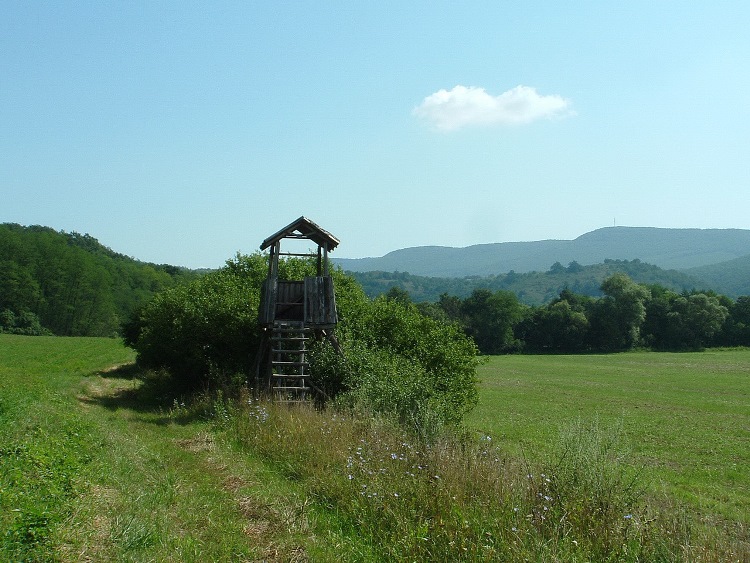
xmin=2 ymin=2 xmax=749 ymax=268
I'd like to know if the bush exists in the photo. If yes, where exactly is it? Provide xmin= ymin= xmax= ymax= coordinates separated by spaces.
xmin=127 ymin=254 xmax=481 ymax=430
xmin=0 ymin=309 xmax=51 ymax=336
xmin=311 ymin=296 xmax=480 ymax=433
xmin=124 ymin=255 xmax=265 ymax=388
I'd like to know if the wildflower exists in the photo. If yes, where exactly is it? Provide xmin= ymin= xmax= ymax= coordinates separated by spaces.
xmin=624 ymin=514 xmax=633 ymax=519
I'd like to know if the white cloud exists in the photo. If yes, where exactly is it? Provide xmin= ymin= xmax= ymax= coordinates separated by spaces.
xmin=413 ymin=85 xmax=573 ymax=131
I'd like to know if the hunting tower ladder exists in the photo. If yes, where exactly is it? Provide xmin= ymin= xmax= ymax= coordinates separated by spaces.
xmin=253 ymin=217 xmax=340 ymax=402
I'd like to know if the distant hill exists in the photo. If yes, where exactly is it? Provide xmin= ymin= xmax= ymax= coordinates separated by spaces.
xmin=350 ymin=259 xmax=707 ymax=305
xmin=683 ymin=253 xmax=750 ymax=298
xmin=0 ymin=223 xmax=199 ymax=336
xmin=334 ymin=227 xmax=750 ymax=277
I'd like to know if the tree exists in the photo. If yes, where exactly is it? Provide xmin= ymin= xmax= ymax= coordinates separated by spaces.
xmin=125 ymin=255 xmax=265 ymax=387
xmin=587 ymin=274 xmax=650 ymax=350
xmin=642 ymin=285 xmax=676 ymax=350
xmin=548 ymin=262 xmax=566 ymax=275
xmin=665 ymin=292 xmax=729 ymax=350
xmin=0 ymin=309 xmax=50 ymax=335
xmin=0 ymin=223 xmax=197 ymax=336
xmin=519 ymin=299 xmax=589 ymax=352
xmin=460 ymin=289 xmax=525 ymax=354
xmin=720 ymin=296 xmax=750 ymax=346
xmin=384 ymin=286 xmax=412 ymax=306
xmin=567 ymin=261 xmax=584 ymax=273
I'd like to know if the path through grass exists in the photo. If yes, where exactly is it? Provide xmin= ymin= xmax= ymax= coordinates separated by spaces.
xmin=0 ymin=335 xmax=333 ymax=561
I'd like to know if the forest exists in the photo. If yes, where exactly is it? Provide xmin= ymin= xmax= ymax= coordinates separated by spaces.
xmin=0 ymin=223 xmax=198 ymax=336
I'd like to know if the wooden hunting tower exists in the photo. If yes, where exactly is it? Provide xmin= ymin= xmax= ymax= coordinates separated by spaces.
xmin=254 ymin=217 xmax=340 ymax=401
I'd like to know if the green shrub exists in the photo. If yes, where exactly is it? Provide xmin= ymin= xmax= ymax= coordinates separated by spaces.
xmin=127 ymin=254 xmax=480 ymax=430
xmin=0 ymin=309 xmax=51 ymax=336
xmin=312 ymin=341 xmax=447 ymax=439
xmin=311 ymin=296 xmax=480 ymax=433
xmin=124 ymin=255 xmax=266 ymax=388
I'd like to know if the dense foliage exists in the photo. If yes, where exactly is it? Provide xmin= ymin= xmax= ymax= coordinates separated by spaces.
xmin=0 ymin=223 xmax=198 ymax=336
xmin=125 ymin=253 xmax=481 ymax=431
xmin=413 ymin=274 xmax=743 ymax=354
xmin=350 ymin=258 xmax=707 ymax=304
xmin=122 ymin=254 xmax=266 ymax=387
xmin=311 ymin=296 xmax=480 ymax=434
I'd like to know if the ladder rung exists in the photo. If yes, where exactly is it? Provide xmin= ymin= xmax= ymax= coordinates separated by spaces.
xmin=272 ymin=386 xmax=311 ymax=391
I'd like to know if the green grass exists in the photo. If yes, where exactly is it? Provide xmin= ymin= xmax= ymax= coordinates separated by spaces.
xmin=0 ymin=335 xmax=343 ymax=561
xmin=466 ymin=351 xmax=750 ymax=526
xmin=2 ymin=334 xmax=748 ymax=561
xmin=0 ymin=335 xmax=137 ymax=561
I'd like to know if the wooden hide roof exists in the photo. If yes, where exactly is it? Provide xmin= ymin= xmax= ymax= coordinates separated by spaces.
xmin=260 ymin=216 xmax=340 ymax=252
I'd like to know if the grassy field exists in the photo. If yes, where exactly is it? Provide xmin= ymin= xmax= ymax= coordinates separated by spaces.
xmin=2 ymin=334 xmax=748 ymax=561
xmin=466 ymin=351 xmax=750 ymax=526
xmin=0 ymin=335 xmax=344 ymax=561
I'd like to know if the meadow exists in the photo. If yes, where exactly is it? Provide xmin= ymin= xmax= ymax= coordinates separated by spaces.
xmin=467 ymin=352 xmax=750 ymax=526
xmin=1 ymin=334 xmax=748 ymax=561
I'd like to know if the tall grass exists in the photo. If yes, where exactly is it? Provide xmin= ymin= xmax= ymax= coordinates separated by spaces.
xmin=218 ymin=394 xmax=714 ymax=561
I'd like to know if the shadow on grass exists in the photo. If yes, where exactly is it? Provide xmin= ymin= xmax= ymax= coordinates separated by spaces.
xmin=79 ymin=365 xmax=213 ymax=426
xmin=96 ymin=362 xmax=142 ymax=380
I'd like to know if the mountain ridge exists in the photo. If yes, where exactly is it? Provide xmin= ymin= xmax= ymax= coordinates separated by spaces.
xmin=333 ymin=227 xmax=750 ymax=277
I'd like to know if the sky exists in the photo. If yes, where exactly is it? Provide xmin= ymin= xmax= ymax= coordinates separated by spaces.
xmin=2 ymin=2 xmax=749 ymax=268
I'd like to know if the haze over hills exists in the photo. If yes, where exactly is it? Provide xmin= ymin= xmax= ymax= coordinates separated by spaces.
xmin=333 ymin=227 xmax=750 ymax=278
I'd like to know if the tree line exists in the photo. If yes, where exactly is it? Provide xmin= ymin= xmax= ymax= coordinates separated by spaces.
xmin=398 ymin=273 xmax=750 ymax=354
xmin=350 ymin=259 xmax=710 ymax=304
xmin=0 ymin=224 xmax=198 ymax=336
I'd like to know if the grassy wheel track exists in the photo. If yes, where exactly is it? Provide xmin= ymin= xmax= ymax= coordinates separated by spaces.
xmin=0 ymin=335 xmax=324 ymax=562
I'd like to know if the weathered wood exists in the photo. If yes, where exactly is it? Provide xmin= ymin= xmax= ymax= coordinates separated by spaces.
xmin=253 ymin=218 xmax=344 ymax=401
xmin=259 ymin=216 xmax=340 ymax=253
xmin=258 ymin=278 xmax=277 ymax=325
xmin=304 ymin=276 xmax=337 ymax=326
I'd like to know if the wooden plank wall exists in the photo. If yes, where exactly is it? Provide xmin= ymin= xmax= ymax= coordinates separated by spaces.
xmin=259 ymin=276 xmax=337 ymax=326
xmin=304 ymin=276 xmax=337 ymax=326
